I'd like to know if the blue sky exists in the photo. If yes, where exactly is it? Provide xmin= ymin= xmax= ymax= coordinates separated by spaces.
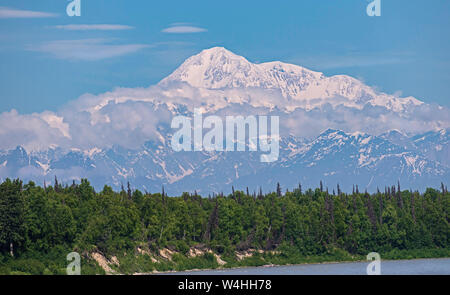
xmin=0 ymin=0 xmax=449 ymax=113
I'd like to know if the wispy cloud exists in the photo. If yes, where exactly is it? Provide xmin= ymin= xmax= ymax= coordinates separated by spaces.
xmin=31 ymin=39 xmax=150 ymax=61
xmin=53 ymin=24 xmax=134 ymax=31
xmin=290 ymin=51 xmax=415 ymax=70
xmin=162 ymin=24 xmax=207 ymax=34
xmin=0 ymin=7 xmax=57 ymax=18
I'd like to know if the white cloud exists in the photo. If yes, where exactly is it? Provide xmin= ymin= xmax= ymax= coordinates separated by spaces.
xmin=0 ymin=82 xmax=449 ymax=153
xmin=31 ymin=39 xmax=149 ymax=61
xmin=40 ymin=112 xmax=71 ymax=139
xmin=282 ymin=103 xmax=450 ymax=139
xmin=162 ymin=25 xmax=207 ymax=34
xmin=0 ymin=110 xmax=70 ymax=151
xmin=0 ymin=7 xmax=57 ymax=18
xmin=291 ymin=51 xmax=414 ymax=70
xmin=53 ymin=24 xmax=134 ymax=31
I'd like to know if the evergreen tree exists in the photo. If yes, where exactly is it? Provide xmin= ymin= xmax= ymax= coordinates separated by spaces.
xmin=276 ymin=183 xmax=282 ymax=197
xmin=0 ymin=179 xmax=24 ymax=257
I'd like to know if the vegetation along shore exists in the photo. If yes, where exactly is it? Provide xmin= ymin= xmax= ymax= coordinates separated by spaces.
xmin=0 ymin=178 xmax=448 ymax=275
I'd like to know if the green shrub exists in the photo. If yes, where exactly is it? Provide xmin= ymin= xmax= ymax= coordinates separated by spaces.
xmin=10 ymin=259 xmax=46 ymax=275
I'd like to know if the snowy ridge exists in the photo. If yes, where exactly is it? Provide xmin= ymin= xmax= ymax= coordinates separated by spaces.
xmin=159 ymin=47 xmax=423 ymax=111
xmin=0 ymin=128 xmax=447 ymax=194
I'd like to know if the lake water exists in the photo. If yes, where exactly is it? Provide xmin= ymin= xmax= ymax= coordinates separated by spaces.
xmin=165 ymin=258 xmax=450 ymax=275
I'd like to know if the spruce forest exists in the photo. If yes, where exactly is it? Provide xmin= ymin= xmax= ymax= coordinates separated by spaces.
xmin=0 ymin=178 xmax=448 ymax=275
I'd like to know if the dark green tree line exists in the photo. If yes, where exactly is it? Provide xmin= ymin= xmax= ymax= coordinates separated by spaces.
xmin=0 ymin=178 xmax=448 ymax=274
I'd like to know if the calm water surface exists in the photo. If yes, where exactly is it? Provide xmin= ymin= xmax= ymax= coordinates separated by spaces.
xmin=165 ymin=258 xmax=450 ymax=275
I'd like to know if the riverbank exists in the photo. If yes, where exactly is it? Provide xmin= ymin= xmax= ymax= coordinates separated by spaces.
xmin=1 ymin=246 xmax=448 ymax=275
xmin=123 ymin=247 xmax=450 ymax=275
xmin=157 ymin=257 xmax=450 ymax=275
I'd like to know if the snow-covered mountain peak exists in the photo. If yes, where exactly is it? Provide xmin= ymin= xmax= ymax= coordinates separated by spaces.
xmin=159 ymin=47 xmax=253 ymax=89
xmin=383 ymin=129 xmax=408 ymax=137
xmin=315 ymin=129 xmax=373 ymax=147
xmin=160 ymin=47 xmax=326 ymax=94
xmin=318 ymin=129 xmax=347 ymax=139
xmin=159 ymin=47 xmax=424 ymax=112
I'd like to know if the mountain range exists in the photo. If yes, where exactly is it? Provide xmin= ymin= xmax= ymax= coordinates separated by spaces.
xmin=0 ymin=47 xmax=448 ymax=194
